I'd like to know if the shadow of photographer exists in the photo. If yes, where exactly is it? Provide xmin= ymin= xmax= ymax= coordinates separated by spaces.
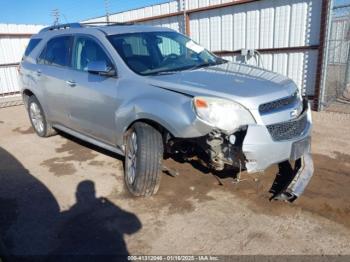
xmin=0 ymin=147 xmax=141 ymax=261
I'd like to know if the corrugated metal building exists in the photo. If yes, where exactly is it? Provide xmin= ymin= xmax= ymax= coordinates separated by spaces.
xmin=0 ymin=24 xmax=44 ymax=101
xmin=0 ymin=0 xmax=331 ymax=110
xmin=84 ymin=0 xmax=329 ymax=109
xmin=328 ymin=15 xmax=350 ymax=65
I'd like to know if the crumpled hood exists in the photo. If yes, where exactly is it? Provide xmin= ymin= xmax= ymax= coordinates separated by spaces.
xmin=146 ymin=62 xmax=298 ymax=110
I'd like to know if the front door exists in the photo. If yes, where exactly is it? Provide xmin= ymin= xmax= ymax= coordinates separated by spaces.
xmin=66 ymin=35 xmax=119 ymax=145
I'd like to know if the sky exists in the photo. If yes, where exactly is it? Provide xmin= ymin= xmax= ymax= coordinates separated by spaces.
xmin=0 ymin=0 xmax=171 ymax=25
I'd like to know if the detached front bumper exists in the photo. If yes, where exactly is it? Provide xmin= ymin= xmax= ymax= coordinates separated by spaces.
xmin=242 ymin=101 xmax=313 ymax=201
xmin=269 ymin=152 xmax=314 ymax=202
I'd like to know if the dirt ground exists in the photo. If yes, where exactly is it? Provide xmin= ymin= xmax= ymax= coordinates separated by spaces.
xmin=0 ymin=105 xmax=350 ymax=256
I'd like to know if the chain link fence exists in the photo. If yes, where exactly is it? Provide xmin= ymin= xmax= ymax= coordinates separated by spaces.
xmin=322 ymin=1 xmax=350 ymax=113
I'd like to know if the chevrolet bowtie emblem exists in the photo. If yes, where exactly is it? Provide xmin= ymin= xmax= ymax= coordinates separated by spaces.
xmin=290 ymin=109 xmax=299 ymax=119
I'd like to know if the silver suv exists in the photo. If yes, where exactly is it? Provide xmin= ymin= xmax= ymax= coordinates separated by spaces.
xmin=19 ymin=23 xmax=313 ymax=201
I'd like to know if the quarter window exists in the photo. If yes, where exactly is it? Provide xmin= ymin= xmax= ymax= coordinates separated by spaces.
xmin=24 ymin=38 xmax=41 ymax=58
xmin=73 ymin=37 xmax=112 ymax=71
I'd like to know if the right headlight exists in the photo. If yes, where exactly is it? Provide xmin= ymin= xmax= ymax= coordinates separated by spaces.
xmin=193 ymin=96 xmax=256 ymax=132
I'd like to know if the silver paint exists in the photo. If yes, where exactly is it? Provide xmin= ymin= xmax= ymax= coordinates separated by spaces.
xmin=19 ymin=24 xmax=314 ymax=197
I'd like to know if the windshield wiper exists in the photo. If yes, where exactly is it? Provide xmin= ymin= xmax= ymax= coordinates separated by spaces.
xmin=145 ymin=60 xmax=228 ymax=76
xmin=189 ymin=62 xmax=214 ymax=70
xmin=146 ymin=66 xmax=193 ymax=76
xmin=188 ymin=60 xmax=227 ymax=71
xmin=147 ymin=70 xmax=178 ymax=76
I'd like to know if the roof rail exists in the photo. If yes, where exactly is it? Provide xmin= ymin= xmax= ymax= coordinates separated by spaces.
xmin=81 ymin=21 xmax=134 ymax=26
xmin=39 ymin=23 xmax=82 ymax=33
xmin=38 ymin=21 xmax=135 ymax=34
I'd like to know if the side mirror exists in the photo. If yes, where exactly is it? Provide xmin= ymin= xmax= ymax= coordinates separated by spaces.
xmin=87 ymin=61 xmax=116 ymax=77
xmin=155 ymin=36 xmax=163 ymax=44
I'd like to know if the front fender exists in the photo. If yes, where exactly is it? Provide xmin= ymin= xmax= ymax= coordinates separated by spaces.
xmin=114 ymin=92 xmax=212 ymax=147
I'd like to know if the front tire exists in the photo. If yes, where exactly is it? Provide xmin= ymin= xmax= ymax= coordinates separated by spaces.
xmin=124 ymin=122 xmax=163 ymax=197
xmin=27 ymin=96 xmax=57 ymax=137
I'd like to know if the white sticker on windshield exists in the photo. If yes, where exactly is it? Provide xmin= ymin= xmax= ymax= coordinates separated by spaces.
xmin=186 ymin=41 xmax=205 ymax=54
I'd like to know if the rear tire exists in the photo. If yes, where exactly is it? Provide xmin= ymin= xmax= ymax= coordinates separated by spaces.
xmin=27 ymin=96 xmax=57 ymax=137
xmin=124 ymin=122 xmax=163 ymax=197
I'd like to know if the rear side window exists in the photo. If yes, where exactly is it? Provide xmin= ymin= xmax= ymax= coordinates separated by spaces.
xmin=24 ymin=38 xmax=41 ymax=57
xmin=38 ymin=36 xmax=72 ymax=67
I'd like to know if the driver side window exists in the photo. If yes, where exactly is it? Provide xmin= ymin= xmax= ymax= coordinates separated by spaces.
xmin=157 ymin=36 xmax=181 ymax=57
xmin=73 ymin=37 xmax=112 ymax=72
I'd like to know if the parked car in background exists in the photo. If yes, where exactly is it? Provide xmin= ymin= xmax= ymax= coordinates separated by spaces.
xmin=18 ymin=22 xmax=313 ymax=201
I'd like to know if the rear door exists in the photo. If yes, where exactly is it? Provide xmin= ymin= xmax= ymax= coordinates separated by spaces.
xmin=36 ymin=35 xmax=73 ymax=125
xmin=66 ymin=35 xmax=119 ymax=144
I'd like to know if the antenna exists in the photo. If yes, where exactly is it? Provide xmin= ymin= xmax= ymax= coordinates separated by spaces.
xmin=104 ymin=0 xmax=110 ymax=23
xmin=51 ymin=9 xmax=60 ymax=25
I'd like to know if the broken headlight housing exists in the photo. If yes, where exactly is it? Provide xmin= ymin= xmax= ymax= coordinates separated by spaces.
xmin=193 ymin=97 xmax=256 ymax=132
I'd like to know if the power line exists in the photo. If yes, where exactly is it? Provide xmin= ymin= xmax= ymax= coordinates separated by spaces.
xmin=61 ymin=13 xmax=69 ymax=24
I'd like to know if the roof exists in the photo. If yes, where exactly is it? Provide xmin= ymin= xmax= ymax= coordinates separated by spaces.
xmin=98 ymin=25 xmax=174 ymax=35
xmin=37 ymin=22 xmax=174 ymax=36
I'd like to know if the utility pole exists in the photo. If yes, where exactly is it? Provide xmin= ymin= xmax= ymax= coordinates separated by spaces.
xmin=104 ymin=0 xmax=110 ymax=23
xmin=51 ymin=9 xmax=60 ymax=25
xmin=182 ymin=0 xmax=186 ymax=35
xmin=343 ymin=12 xmax=350 ymax=100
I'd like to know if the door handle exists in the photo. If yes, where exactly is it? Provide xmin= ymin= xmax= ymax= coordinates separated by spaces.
xmin=36 ymin=70 xmax=41 ymax=77
xmin=66 ymin=80 xmax=76 ymax=87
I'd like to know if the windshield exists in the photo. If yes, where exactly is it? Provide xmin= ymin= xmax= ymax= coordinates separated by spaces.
xmin=108 ymin=31 xmax=226 ymax=75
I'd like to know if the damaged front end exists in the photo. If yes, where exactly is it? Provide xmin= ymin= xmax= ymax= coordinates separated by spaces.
xmin=165 ymin=127 xmax=248 ymax=172
xmin=242 ymin=98 xmax=314 ymax=202
xmin=167 ymin=97 xmax=314 ymax=202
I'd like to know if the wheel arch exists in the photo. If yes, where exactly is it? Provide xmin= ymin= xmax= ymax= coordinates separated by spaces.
xmin=22 ymin=88 xmax=35 ymax=107
xmin=114 ymin=92 xmax=213 ymax=148
xmin=123 ymin=117 xmax=175 ymax=146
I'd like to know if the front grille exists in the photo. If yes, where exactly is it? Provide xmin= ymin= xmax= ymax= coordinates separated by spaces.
xmin=259 ymin=93 xmax=298 ymax=114
xmin=266 ymin=113 xmax=308 ymax=141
